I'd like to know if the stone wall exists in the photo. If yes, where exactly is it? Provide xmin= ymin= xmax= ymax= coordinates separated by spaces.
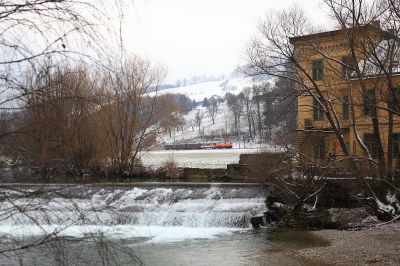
xmin=224 ymin=152 xmax=292 ymax=182
xmin=182 ymin=168 xmax=226 ymax=182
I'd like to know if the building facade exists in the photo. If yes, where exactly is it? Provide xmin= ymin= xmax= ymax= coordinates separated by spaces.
xmin=291 ymin=24 xmax=400 ymax=170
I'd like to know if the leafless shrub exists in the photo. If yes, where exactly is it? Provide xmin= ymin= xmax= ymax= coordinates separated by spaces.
xmin=159 ymin=159 xmax=182 ymax=179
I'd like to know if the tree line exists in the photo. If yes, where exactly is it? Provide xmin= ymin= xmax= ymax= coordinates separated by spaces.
xmin=223 ymin=82 xmax=296 ymax=143
xmin=0 ymin=57 xmax=183 ymax=178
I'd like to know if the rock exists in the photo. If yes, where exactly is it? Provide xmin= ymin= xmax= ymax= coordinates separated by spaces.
xmin=265 ymin=201 xmax=287 ymax=224
xmin=271 ymin=202 xmax=284 ymax=209
xmin=250 ymin=216 xmax=265 ymax=228
xmin=265 ymin=209 xmax=279 ymax=224
xmin=328 ymin=207 xmax=373 ymax=229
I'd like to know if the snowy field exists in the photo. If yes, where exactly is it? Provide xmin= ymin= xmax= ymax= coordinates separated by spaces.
xmin=139 ymin=148 xmax=263 ymax=169
xmin=148 ymin=76 xmax=260 ymax=102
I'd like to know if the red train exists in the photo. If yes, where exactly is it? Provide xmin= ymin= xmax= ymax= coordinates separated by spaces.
xmin=164 ymin=142 xmax=233 ymax=150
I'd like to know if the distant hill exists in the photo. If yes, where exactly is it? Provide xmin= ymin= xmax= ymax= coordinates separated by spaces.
xmin=147 ymin=84 xmax=176 ymax=93
xmin=148 ymin=76 xmax=264 ymax=102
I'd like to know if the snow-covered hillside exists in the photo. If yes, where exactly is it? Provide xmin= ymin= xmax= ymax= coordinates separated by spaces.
xmin=150 ymin=75 xmax=277 ymax=150
xmin=149 ymin=76 xmax=259 ymax=102
xmin=158 ymin=104 xmax=229 ymax=144
xmin=156 ymin=103 xmax=280 ymax=152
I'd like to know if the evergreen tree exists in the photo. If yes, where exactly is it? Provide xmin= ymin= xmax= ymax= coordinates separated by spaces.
xmin=202 ymin=97 xmax=209 ymax=107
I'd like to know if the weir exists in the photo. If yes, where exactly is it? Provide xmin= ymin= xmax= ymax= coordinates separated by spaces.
xmin=0 ymin=183 xmax=268 ymax=239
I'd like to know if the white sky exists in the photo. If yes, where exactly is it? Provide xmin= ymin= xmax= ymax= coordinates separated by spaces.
xmin=122 ymin=0 xmax=331 ymax=83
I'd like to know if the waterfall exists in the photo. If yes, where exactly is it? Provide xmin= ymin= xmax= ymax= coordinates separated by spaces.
xmin=0 ymin=184 xmax=267 ymax=242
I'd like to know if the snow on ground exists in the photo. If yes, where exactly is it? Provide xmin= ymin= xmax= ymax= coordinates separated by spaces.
xmin=148 ymin=76 xmax=260 ymax=102
xmin=148 ymin=75 xmax=281 ymax=156
xmin=157 ymin=102 xmax=281 ymax=149
xmin=139 ymin=149 xmax=258 ymax=169
xmin=140 ymin=143 xmax=283 ymax=169
xmin=158 ymin=104 xmax=230 ymax=145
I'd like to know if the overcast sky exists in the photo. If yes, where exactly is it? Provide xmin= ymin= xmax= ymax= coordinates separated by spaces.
xmin=122 ymin=0 xmax=331 ymax=83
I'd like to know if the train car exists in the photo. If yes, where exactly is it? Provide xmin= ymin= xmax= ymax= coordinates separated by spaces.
xmin=164 ymin=143 xmax=202 ymax=150
xmin=214 ymin=143 xmax=233 ymax=149
xmin=164 ymin=142 xmax=232 ymax=150
xmin=184 ymin=143 xmax=202 ymax=150
xmin=200 ymin=143 xmax=216 ymax=149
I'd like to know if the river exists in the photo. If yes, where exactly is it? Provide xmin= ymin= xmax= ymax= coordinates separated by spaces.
xmin=0 ymin=184 xmax=325 ymax=265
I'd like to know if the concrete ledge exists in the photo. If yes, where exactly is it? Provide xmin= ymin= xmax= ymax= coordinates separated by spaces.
xmin=0 ymin=182 xmax=264 ymax=188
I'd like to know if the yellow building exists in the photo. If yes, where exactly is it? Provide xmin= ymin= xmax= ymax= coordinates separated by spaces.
xmin=290 ymin=24 xmax=400 ymax=170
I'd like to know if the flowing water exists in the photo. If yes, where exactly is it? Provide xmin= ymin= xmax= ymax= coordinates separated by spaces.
xmin=0 ymin=184 xmax=325 ymax=265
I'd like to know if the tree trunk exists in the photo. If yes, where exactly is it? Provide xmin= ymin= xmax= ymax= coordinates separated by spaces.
xmin=372 ymin=115 xmax=387 ymax=177
xmin=387 ymin=110 xmax=393 ymax=180
xmin=256 ymin=100 xmax=262 ymax=141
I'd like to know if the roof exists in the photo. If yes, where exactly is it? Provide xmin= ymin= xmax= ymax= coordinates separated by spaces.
xmin=289 ymin=24 xmax=383 ymax=44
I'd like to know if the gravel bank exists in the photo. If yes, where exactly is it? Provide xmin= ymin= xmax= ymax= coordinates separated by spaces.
xmin=295 ymin=223 xmax=400 ymax=265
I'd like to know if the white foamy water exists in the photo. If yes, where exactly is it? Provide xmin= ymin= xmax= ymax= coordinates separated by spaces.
xmin=0 ymin=185 xmax=267 ymax=243
xmin=0 ymin=224 xmax=240 ymax=243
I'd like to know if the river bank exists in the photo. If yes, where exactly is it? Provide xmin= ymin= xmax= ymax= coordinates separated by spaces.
xmin=295 ymin=222 xmax=400 ymax=265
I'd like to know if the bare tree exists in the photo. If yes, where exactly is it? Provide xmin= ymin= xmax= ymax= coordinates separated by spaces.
xmin=5 ymin=63 xmax=105 ymax=177
xmin=0 ymin=0 xmax=124 ymax=113
xmin=207 ymin=96 xmax=219 ymax=125
xmin=194 ymin=109 xmax=204 ymax=133
xmin=321 ymin=0 xmax=400 ymax=179
xmin=242 ymin=87 xmax=255 ymax=140
xmin=0 ymin=1 xmax=167 ymax=264
xmin=244 ymin=6 xmax=351 ymax=156
xmin=252 ymin=85 xmax=266 ymax=141
xmin=244 ymin=0 xmax=400 ymax=219
xmin=99 ymin=56 xmax=166 ymax=175
xmin=389 ymin=0 xmax=400 ymax=19
xmin=225 ymin=92 xmax=243 ymax=137
xmin=161 ymin=110 xmax=186 ymax=137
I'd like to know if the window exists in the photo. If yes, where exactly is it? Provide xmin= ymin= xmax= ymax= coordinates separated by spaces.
xmin=314 ymin=138 xmax=326 ymax=159
xmin=312 ymin=59 xmax=324 ymax=81
xmin=364 ymin=133 xmax=381 ymax=158
xmin=388 ymin=87 xmax=400 ymax=111
xmin=391 ymin=133 xmax=400 ymax=158
xmin=345 ymin=143 xmax=350 ymax=153
xmin=342 ymin=95 xmax=349 ymax=120
xmin=313 ymin=97 xmax=325 ymax=121
xmin=362 ymin=89 xmax=377 ymax=116
xmin=341 ymin=56 xmax=353 ymax=78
